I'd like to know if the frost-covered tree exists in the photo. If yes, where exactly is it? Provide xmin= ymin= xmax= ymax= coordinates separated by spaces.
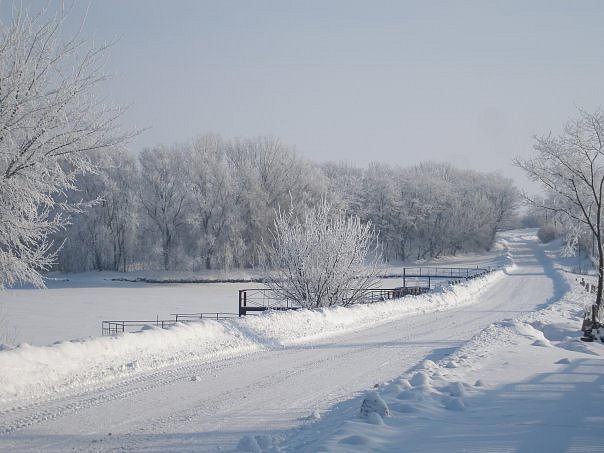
xmin=515 ymin=109 xmax=604 ymax=322
xmin=185 ymin=135 xmax=242 ymax=269
xmin=0 ymin=6 xmax=128 ymax=288
xmin=266 ymin=200 xmax=380 ymax=308
xmin=360 ymin=163 xmax=400 ymax=260
xmin=101 ymin=153 xmax=139 ymax=271
xmin=138 ymin=146 xmax=189 ymax=270
xmin=336 ymin=162 xmax=518 ymax=262
xmin=320 ymin=161 xmax=364 ymax=215
xmin=57 ymin=150 xmax=138 ymax=272
xmin=226 ymin=137 xmax=326 ymax=267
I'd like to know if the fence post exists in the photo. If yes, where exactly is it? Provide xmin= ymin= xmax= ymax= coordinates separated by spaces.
xmin=238 ymin=290 xmax=249 ymax=316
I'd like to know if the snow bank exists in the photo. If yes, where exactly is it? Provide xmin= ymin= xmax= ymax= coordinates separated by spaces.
xmin=290 ymin=252 xmax=603 ymax=453
xmin=235 ymin=269 xmax=504 ymax=346
xmin=0 ymin=321 xmax=260 ymax=405
xmin=0 ymin=269 xmax=504 ymax=406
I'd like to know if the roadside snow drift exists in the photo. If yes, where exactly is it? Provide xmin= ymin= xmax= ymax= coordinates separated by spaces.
xmin=0 ymin=270 xmax=504 ymax=406
xmin=279 ymin=252 xmax=603 ymax=453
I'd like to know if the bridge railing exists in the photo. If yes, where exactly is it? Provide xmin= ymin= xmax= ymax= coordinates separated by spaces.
xmin=239 ymin=266 xmax=493 ymax=316
xmin=402 ymin=266 xmax=490 ymax=278
xmin=238 ymin=285 xmax=431 ymax=316
xmin=401 ymin=266 xmax=490 ymax=286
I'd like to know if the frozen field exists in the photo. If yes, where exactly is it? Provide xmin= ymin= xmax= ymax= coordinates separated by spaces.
xmin=1 ymin=278 xmax=264 ymax=346
xmin=0 ymin=229 xmax=602 ymax=452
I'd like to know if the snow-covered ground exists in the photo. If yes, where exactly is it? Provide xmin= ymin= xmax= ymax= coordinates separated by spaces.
xmin=0 ymin=277 xmax=261 ymax=346
xmin=280 ymin=241 xmax=603 ymax=452
xmin=0 ymin=229 xmax=601 ymax=452
xmin=0 ymin=249 xmax=505 ymax=346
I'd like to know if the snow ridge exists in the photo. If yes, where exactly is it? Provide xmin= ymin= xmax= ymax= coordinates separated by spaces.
xmin=0 ymin=269 xmax=504 ymax=407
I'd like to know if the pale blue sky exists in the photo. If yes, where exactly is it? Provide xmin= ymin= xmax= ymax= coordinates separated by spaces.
xmin=14 ymin=1 xmax=604 ymax=191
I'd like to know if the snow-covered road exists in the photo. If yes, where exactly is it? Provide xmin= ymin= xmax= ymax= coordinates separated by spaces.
xmin=0 ymin=231 xmax=558 ymax=451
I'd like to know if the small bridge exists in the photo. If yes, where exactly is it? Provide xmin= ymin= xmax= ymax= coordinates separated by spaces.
xmin=237 ymin=286 xmax=430 ymax=316
xmin=238 ymin=266 xmax=491 ymax=316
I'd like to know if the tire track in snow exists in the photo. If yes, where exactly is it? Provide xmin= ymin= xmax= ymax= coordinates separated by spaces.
xmin=0 ymin=312 xmax=437 ymax=437
xmin=0 ymin=350 xmax=258 ymax=435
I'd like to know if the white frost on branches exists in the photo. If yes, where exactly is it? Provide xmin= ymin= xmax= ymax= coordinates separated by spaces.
xmin=515 ymin=108 xmax=604 ymax=314
xmin=0 ymin=6 xmax=129 ymax=288
xmin=266 ymin=200 xmax=380 ymax=308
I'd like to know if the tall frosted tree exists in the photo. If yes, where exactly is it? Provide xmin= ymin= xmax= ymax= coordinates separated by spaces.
xmin=0 ymin=6 xmax=128 ymax=288
xmin=138 ymin=146 xmax=189 ymax=270
xmin=226 ymin=137 xmax=326 ymax=267
xmin=57 ymin=150 xmax=138 ymax=272
xmin=515 ymin=109 xmax=604 ymax=325
xmin=186 ymin=135 xmax=242 ymax=269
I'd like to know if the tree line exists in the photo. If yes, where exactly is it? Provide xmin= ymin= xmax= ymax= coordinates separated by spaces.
xmin=54 ymin=134 xmax=519 ymax=273
xmin=0 ymin=5 xmax=520 ymax=288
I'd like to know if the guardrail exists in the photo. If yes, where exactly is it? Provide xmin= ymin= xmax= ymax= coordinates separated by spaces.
xmin=102 ymin=312 xmax=238 ymax=335
xmin=238 ymin=288 xmax=301 ymax=315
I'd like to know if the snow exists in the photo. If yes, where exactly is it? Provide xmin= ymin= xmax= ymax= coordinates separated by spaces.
xmin=0 ymin=320 xmax=260 ymax=405
xmin=0 ymin=245 xmax=503 ymax=347
xmin=236 ymin=269 xmax=504 ymax=347
xmin=0 ymin=276 xmax=266 ymax=346
xmin=0 ymin=229 xmax=602 ymax=452
xmin=278 ymin=232 xmax=604 ymax=452
xmin=0 ymin=265 xmax=504 ymax=406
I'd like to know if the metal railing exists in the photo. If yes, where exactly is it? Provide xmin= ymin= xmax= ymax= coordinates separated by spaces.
xmin=102 ymin=319 xmax=177 ymax=335
xmin=238 ymin=288 xmax=300 ymax=316
xmin=238 ymin=266 xmax=493 ymax=316
xmin=172 ymin=312 xmax=239 ymax=322
xmin=102 ymin=312 xmax=238 ymax=335
xmin=401 ymin=266 xmax=489 ymax=283
xmin=102 ymin=266 xmax=495 ymax=332
xmin=238 ymin=286 xmax=431 ymax=316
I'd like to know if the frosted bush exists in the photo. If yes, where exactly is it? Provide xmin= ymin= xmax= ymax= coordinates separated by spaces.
xmin=266 ymin=200 xmax=380 ymax=308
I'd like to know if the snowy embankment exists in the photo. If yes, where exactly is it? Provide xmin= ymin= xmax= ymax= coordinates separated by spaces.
xmin=0 ymin=267 xmax=507 ymax=407
xmin=273 ymin=257 xmax=603 ymax=452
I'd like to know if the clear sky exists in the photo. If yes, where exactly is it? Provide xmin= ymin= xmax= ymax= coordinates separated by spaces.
xmin=15 ymin=1 xmax=604 ymax=192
